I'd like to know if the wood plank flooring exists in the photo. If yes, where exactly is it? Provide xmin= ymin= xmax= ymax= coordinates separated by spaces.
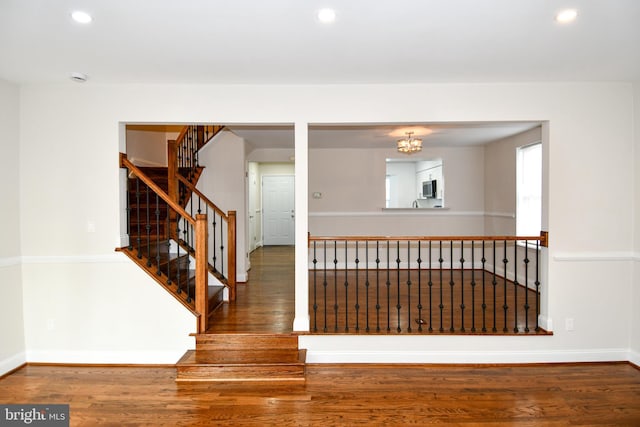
xmin=1 ymin=363 xmax=639 ymax=425
xmin=207 ymin=246 xmax=295 ymax=333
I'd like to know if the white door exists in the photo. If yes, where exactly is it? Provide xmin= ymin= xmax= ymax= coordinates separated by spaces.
xmin=262 ymin=175 xmax=295 ymax=245
xmin=248 ymin=166 xmax=258 ymax=252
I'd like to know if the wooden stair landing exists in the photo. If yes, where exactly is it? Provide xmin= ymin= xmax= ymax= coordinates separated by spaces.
xmin=176 ymin=333 xmax=306 ymax=383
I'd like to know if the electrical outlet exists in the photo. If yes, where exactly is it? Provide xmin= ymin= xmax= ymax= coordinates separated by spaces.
xmin=46 ymin=319 xmax=55 ymax=331
xmin=565 ymin=317 xmax=574 ymax=332
xmin=87 ymin=221 xmax=96 ymax=233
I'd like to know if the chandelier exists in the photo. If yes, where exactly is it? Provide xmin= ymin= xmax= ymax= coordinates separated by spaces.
xmin=396 ymin=131 xmax=422 ymax=154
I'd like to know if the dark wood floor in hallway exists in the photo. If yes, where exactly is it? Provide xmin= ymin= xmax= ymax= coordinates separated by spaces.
xmin=207 ymin=245 xmax=295 ymax=333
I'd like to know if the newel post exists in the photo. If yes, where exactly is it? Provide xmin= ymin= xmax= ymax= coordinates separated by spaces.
xmin=195 ymin=214 xmax=209 ymax=333
xmin=227 ymin=211 xmax=237 ymax=301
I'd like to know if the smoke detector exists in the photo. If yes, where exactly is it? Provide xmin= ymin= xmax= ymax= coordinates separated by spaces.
xmin=70 ymin=72 xmax=88 ymax=83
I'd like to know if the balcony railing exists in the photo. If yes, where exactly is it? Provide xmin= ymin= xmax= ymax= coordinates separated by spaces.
xmin=308 ymin=234 xmax=548 ymax=335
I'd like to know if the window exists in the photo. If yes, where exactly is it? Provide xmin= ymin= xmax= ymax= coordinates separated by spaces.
xmin=516 ymin=142 xmax=542 ymax=237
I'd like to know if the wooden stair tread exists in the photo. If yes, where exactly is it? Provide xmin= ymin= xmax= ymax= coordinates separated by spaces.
xmin=177 ymin=349 xmax=305 ymax=366
xmin=193 ymin=333 xmax=299 ymax=351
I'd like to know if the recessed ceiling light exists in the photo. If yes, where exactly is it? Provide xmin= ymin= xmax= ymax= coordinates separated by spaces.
xmin=71 ymin=10 xmax=93 ymax=24
xmin=555 ymin=9 xmax=578 ymax=23
xmin=317 ymin=8 xmax=336 ymax=23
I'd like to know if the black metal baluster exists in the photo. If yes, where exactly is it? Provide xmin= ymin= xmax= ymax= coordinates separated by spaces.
xmin=406 ymin=241 xmax=411 ymax=333
xmin=386 ymin=241 xmax=391 ymax=332
xmin=524 ymin=240 xmax=530 ymax=332
xmin=396 ymin=241 xmax=402 ymax=332
xmin=376 ymin=241 xmax=381 ymax=332
xmin=417 ymin=241 xmax=423 ymax=332
xmin=145 ymin=183 xmax=152 ymax=266
xmin=355 ymin=241 xmax=360 ymax=332
xmin=212 ymin=212 xmax=217 ymax=272
xmin=428 ymin=241 xmax=433 ymax=332
xmin=344 ymin=241 xmax=349 ymax=332
xmin=449 ymin=241 xmax=455 ymax=332
xmin=492 ymin=241 xmax=497 ymax=332
xmin=471 ymin=241 xmax=476 ymax=332
xmin=482 ymin=241 xmax=487 ymax=332
xmin=460 ymin=241 xmax=465 ymax=332
xmin=126 ymin=173 xmax=132 ymax=250
xmin=333 ymin=241 xmax=338 ymax=332
xmin=176 ymin=216 xmax=182 ymax=295
xmin=220 ymin=217 xmax=225 ymax=278
xmin=323 ymin=241 xmax=328 ymax=332
xmin=135 ymin=177 xmax=142 ymax=257
xmin=503 ymin=240 xmax=509 ymax=332
xmin=439 ymin=240 xmax=444 ymax=332
xmin=155 ymin=193 xmax=161 ymax=275
xmin=535 ymin=240 xmax=540 ymax=331
xmin=513 ymin=240 xmax=519 ymax=333
xmin=165 ymin=204 xmax=172 ymax=285
xmin=313 ymin=241 xmax=318 ymax=332
xmin=365 ymin=241 xmax=370 ymax=332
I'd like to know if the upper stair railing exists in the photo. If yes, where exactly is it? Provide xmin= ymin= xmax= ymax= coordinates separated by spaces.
xmin=172 ymin=125 xmax=225 ymax=184
xmin=308 ymin=233 xmax=548 ymax=335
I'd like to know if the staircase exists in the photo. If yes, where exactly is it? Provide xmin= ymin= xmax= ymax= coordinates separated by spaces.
xmin=176 ymin=333 xmax=306 ymax=382
xmin=119 ymin=166 xmax=225 ymax=316
xmin=120 ymin=124 xmax=305 ymax=382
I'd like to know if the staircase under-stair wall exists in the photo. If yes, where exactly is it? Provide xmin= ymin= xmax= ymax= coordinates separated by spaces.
xmin=119 ymin=124 xmax=306 ymax=382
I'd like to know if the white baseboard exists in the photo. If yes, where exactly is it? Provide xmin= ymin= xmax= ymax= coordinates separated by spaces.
xmin=0 ymin=352 xmax=26 ymax=376
xmin=25 ymin=350 xmax=186 ymax=365
xmin=629 ymin=350 xmax=640 ymax=368
xmin=303 ymin=348 xmax=630 ymax=364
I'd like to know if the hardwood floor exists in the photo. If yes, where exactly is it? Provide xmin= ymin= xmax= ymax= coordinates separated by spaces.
xmin=1 ymin=363 xmax=639 ymax=425
xmin=207 ymin=246 xmax=295 ymax=333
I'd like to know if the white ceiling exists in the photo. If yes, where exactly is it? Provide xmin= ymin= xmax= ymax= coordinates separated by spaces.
xmin=3 ymin=1 xmax=635 ymax=149
xmin=1 ymin=0 xmax=639 ymax=85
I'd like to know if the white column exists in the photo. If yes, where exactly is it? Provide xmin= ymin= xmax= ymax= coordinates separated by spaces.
xmin=293 ymin=122 xmax=310 ymax=331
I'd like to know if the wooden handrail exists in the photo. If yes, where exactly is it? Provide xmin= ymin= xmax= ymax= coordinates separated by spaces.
xmin=176 ymin=174 xmax=229 ymax=220
xmin=120 ymin=153 xmax=196 ymax=226
xmin=309 ymin=234 xmax=546 ymax=244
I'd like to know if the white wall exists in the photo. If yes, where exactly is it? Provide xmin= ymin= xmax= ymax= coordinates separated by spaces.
xmin=632 ymin=81 xmax=640 ymax=366
xmin=0 ymin=78 xmax=26 ymax=375
xmin=125 ymin=128 xmax=168 ymax=166
xmin=484 ymin=126 xmax=542 ymax=235
xmin=195 ymin=130 xmax=248 ymax=281
xmin=15 ymin=81 xmax=637 ymax=365
xmin=309 ymin=145 xmax=485 ymax=236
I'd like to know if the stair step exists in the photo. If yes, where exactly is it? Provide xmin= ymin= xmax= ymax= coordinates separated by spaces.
xmin=176 ymin=349 xmax=306 ymax=382
xmin=194 ymin=333 xmax=299 ymax=351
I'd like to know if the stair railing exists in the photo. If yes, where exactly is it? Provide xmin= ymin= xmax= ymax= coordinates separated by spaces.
xmin=120 ymin=154 xmax=210 ymax=333
xmin=173 ymin=125 xmax=225 ymax=183
xmin=175 ymin=173 xmax=237 ymax=301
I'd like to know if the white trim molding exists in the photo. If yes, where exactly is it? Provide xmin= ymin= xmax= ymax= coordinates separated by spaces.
xmin=25 ymin=350 xmax=185 ymax=365
xmin=310 ymin=210 xmax=486 ymax=217
xmin=553 ymin=252 xmax=636 ymax=262
xmin=0 ymin=256 xmax=21 ymax=268
xmin=0 ymin=352 xmax=26 ymax=377
xmin=21 ymin=254 xmax=128 ymax=265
